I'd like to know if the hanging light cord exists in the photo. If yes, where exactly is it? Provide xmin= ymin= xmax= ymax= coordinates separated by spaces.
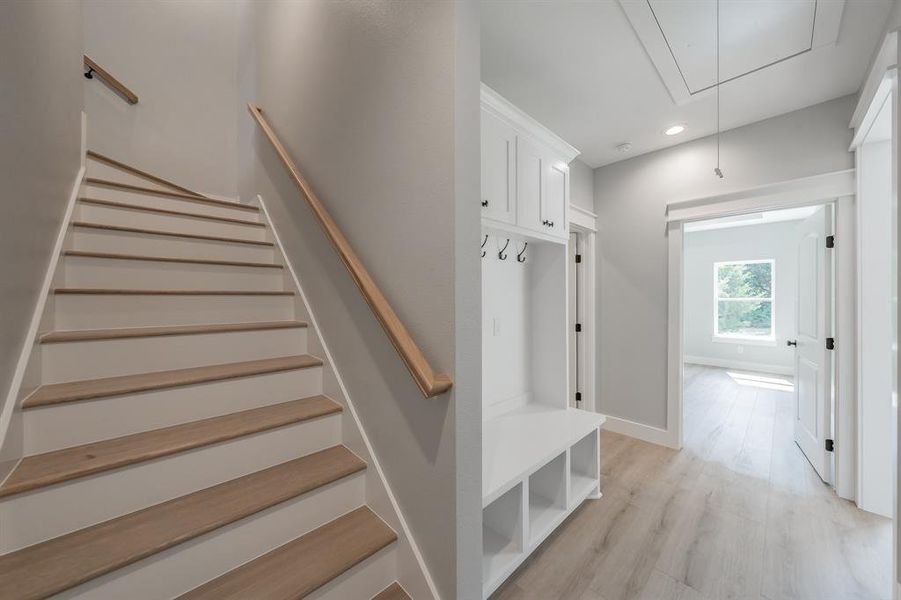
xmin=715 ymin=0 xmax=724 ymax=178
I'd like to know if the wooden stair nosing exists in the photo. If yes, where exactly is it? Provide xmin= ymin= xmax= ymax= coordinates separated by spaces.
xmin=23 ymin=354 xmax=323 ymax=408
xmin=71 ymin=221 xmax=274 ymax=247
xmin=0 ymin=446 xmax=367 ymax=600
xmin=63 ymin=250 xmax=283 ymax=269
xmin=177 ymin=506 xmax=397 ymax=600
xmin=372 ymin=582 xmax=413 ymax=600
xmin=86 ymin=150 xmax=209 ymax=199
xmin=41 ymin=321 xmax=308 ymax=344
xmin=0 ymin=395 xmax=342 ymax=499
xmin=78 ymin=197 xmax=266 ymax=227
xmin=54 ymin=288 xmax=295 ymax=296
xmin=85 ymin=177 xmax=258 ymax=212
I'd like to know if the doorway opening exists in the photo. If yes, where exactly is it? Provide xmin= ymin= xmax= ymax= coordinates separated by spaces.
xmin=678 ymin=203 xmax=892 ymax=598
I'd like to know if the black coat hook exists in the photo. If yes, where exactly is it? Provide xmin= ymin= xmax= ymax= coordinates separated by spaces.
xmin=516 ymin=242 xmax=528 ymax=263
xmin=498 ymin=238 xmax=510 ymax=260
xmin=481 ymin=234 xmax=488 ymax=258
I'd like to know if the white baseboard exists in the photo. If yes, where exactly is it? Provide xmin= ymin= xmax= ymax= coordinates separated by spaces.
xmin=684 ymin=355 xmax=793 ymax=376
xmin=602 ymin=415 xmax=678 ymax=448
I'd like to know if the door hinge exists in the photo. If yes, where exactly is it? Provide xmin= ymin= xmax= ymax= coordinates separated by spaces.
xmin=826 ymin=235 xmax=835 ymax=249
xmin=575 ymin=323 xmax=582 ymax=333
xmin=826 ymin=337 xmax=835 ymax=350
xmin=825 ymin=438 xmax=834 ymax=452
xmin=575 ymin=254 xmax=582 ymax=263
xmin=575 ymin=392 xmax=582 ymax=404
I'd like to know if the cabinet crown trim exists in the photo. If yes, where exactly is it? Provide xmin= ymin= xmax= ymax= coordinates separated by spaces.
xmin=481 ymin=83 xmax=580 ymax=163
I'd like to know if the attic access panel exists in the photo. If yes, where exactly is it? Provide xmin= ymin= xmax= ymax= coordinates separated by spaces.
xmin=620 ymin=0 xmax=845 ymax=104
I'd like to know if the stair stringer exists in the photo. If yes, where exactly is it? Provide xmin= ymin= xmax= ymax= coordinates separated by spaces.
xmin=0 ymin=164 xmax=86 ymax=487
xmin=255 ymin=194 xmax=439 ymax=600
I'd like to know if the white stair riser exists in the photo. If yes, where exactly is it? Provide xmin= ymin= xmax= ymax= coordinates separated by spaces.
xmin=62 ymin=255 xmax=285 ymax=292
xmin=85 ymin=161 xmax=181 ymax=194
xmin=70 ymin=228 xmax=275 ymax=262
xmin=76 ymin=203 xmax=268 ymax=242
xmin=55 ymin=478 xmax=366 ymax=600
xmin=42 ymin=327 xmax=307 ymax=383
xmin=307 ymin=547 xmax=397 ymax=600
xmin=1 ymin=415 xmax=343 ymax=553
xmin=23 ymin=369 xmax=323 ymax=454
xmin=83 ymin=184 xmax=259 ymax=222
xmin=54 ymin=293 xmax=295 ymax=329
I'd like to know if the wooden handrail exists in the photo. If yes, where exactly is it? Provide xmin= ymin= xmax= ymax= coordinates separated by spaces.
xmin=84 ymin=55 xmax=138 ymax=105
xmin=247 ymin=103 xmax=452 ymax=398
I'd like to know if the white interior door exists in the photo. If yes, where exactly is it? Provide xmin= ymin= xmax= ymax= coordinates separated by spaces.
xmin=792 ymin=205 xmax=833 ymax=482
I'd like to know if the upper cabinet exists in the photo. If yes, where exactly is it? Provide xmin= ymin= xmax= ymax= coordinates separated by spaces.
xmin=481 ymin=111 xmax=516 ymax=224
xmin=480 ymin=84 xmax=579 ymax=243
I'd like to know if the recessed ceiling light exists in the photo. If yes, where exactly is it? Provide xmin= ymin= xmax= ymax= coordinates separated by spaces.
xmin=664 ymin=124 xmax=685 ymax=136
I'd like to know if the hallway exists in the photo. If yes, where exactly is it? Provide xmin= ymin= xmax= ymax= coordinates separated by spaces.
xmin=492 ymin=365 xmax=891 ymax=600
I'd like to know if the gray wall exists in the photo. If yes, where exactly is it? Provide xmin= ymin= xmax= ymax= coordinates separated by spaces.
xmin=684 ymin=221 xmax=801 ymax=373
xmin=594 ymin=95 xmax=855 ymax=429
xmin=241 ymin=2 xmax=479 ymax=596
xmin=570 ymin=158 xmax=595 ymax=213
xmin=0 ymin=1 xmax=83 ymax=438
xmin=83 ymin=0 xmax=240 ymax=197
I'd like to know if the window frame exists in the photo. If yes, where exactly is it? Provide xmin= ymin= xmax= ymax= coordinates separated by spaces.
xmin=712 ymin=259 xmax=776 ymax=344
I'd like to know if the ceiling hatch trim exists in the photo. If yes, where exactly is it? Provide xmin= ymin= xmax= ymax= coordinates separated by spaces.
xmin=619 ymin=0 xmax=846 ymax=106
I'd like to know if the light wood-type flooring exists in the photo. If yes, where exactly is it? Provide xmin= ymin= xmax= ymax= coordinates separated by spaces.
xmin=492 ymin=365 xmax=892 ymax=600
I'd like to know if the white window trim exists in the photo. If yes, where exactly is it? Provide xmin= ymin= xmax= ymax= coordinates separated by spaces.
xmin=713 ymin=259 xmax=776 ymax=343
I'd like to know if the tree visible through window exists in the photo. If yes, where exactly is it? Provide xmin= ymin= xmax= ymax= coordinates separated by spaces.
xmin=714 ymin=260 xmax=774 ymax=339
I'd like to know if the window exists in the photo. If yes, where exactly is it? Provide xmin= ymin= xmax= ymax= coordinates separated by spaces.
xmin=714 ymin=260 xmax=774 ymax=341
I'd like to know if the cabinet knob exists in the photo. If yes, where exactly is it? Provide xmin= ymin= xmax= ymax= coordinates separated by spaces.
xmin=542 ymin=220 xmax=549 ymax=226
xmin=481 ymin=199 xmax=489 ymax=207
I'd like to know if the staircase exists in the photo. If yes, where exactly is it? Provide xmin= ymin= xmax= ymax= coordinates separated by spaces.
xmin=0 ymin=153 xmax=414 ymax=600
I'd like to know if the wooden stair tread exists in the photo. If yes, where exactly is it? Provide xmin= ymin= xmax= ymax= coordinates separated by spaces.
xmin=0 ymin=446 xmax=366 ymax=600
xmin=41 ymin=321 xmax=307 ymax=343
xmin=86 ymin=151 xmax=208 ymax=198
xmin=178 ymin=506 xmax=397 ymax=600
xmin=79 ymin=197 xmax=266 ymax=227
xmin=85 ymin=177 xmax=258 ymax=211
xmin=372 ymin=582 xmax=413 ymax=600
xmin=72 ymin=221 xmax=274 ymax=246
xmin=23 ymin=354 xmax=323 ymax=408
xmin=0 ymin=396 xmax=341 ymax=498
xmin=64 ymin=250 xmax=283 ymax=269
xmin=55 ymin=288 xmax=294 ymax=296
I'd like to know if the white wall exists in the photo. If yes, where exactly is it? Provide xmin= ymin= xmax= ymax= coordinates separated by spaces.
xmin=570 ymin=158 xmax=595 ymax=214
xmin=483 ymin=238 xmax=531 ymax=412
xmin=0 ymin=0 xmax=84 ymax=474
xmin=684 ymin=221 xmax=800 ymax=375
xmin=858 ymin=138 xmax=894 ymax=517
xmin=83 ymin=0 xmax=240 ymax=197
xmin=594 ymin=95 xmax=855 ymax=429
xmin=240 ymin=2 xmax=480 ymax=596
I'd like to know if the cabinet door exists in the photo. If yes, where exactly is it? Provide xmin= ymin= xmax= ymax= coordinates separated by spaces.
xmin=516 ymin=136 xmax=544 ymax=233
xmin=481 ymin=112 xmax=516 ymax=224
xmin=542 ymin=160 xmax=568 ymax=239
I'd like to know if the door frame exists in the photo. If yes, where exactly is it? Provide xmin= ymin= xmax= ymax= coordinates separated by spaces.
xmin=570 ymin=204 xmax=597 ymax=413
xmin=664 ymin=170 xmax=856 ymax=496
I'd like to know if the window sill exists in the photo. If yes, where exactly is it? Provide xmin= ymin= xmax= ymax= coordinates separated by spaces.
xmin=712 ymin=335 xmax=777 ymax=347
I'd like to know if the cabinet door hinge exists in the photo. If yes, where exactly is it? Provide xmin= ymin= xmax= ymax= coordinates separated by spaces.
xmin=575 ymin=323 xmax=582 ymax=333
xmin=826 ymin=337 xmax=835 ymax=350
xmin=826 ymin=235 xmax=835 ymax=249
xmin=825 ymin=438 xmax=834 ymax=452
